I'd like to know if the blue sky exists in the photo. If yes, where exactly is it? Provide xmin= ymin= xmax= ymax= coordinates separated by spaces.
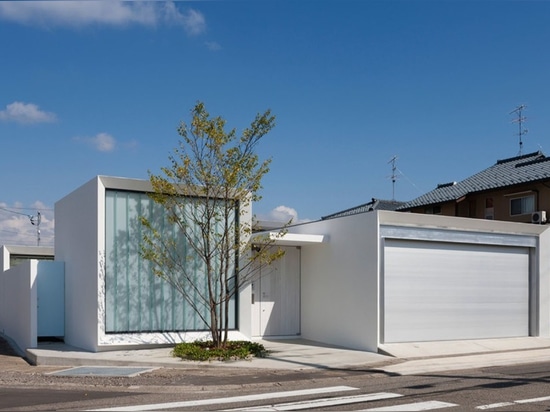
xmin=1 ymin=0 xmax=550 ymax=246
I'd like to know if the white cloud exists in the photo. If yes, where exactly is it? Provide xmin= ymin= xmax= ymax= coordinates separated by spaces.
xmin=0 ymin=1 xmax=206 ymax=34
xmin=260 ymin=205 xmax=304 ymax=225
xmin=0 ymin=101 xmax=57 ymax=124
xmin=205 ymin=41 xmax=221 ymax=51
xmin=74 ymin=132 xmax=116 ymax=152
xmin=0 ymin=202 xmax=54 ymax=247
xmin=165 ymin=5 xmax=206 ymax=36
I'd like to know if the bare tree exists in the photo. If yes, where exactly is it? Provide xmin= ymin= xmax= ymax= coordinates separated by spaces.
xmin=141 ymin=102 xmax=285 ymax=348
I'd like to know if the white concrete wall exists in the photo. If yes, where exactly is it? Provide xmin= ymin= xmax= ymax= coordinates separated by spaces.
xmin=0 ymin=260 xmax=37 ymax=353
xmin=538 ymin=227 xmax=550 ymax=337
xmin=0 ymin=246 xmax=60 ymax=353
xmin=1 ymin=246 xmax=9 ymax=271
xmin=288 ymin=212 xmax=380 ymax=352
xmin=55 ymin=176 xmax=101 ymax=351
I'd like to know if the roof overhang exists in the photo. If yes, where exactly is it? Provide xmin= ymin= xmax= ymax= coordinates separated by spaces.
xmin=252 ymin=232 xmax=327 ymax=246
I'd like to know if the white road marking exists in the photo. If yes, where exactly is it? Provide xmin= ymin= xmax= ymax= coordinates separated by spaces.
xmin=225 ymin=392 xmax=403 ymax=411
xmin=361 ymin=400 xmax=458 ymax=411
xmin=475 ymin=402 xmax=515 ymax=410
xmin=88 ymin=385 xmax=358 ymax=411
xmin=476 ymin=394 xmax=550 ymax=409
xmin=515 ymin=395 xmax=550 ymax=404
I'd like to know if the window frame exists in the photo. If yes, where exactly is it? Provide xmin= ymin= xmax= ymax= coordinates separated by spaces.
xmin=509 ymin=194 xmax=536 ymax=216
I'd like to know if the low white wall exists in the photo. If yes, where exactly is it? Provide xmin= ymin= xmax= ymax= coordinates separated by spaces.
xmin=0 ymin=260 xmax=37 ymax=353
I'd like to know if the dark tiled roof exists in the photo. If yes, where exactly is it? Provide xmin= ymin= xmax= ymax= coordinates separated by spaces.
xmin=398 ymin=151 xmax=550 ymax=210
xmin=322 ymin=198 xmax=406 ymax=220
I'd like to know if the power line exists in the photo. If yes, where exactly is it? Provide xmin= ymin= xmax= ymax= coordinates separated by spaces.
xmin=0 ymin=206 xmax=33 ymax=217
xmin=396 ymin=167 xmax=425 ymax=195
xmin=0 ymin=207 xmax=45 ymax=246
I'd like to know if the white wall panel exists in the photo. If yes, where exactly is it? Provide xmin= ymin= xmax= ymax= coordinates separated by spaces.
xmin=251 ymin=246 xmax=300 ymax=337
xmin=384 ymin=239 xmax=529 ymax=343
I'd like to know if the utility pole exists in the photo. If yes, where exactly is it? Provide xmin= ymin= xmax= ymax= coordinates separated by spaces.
xmin=29 ymin=211 xmax=41 ymax=247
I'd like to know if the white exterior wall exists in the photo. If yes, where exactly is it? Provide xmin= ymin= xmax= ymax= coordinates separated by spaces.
xmin=55 ymin=176 xmax=102 ymax=351
xmin=0 ymin=246 xmax=58 ymax=354
xmin=538 ymin=227 xmax=550 ymax=337
xmin=0 ymin=260 xmax=37 ymax=353
xmin=289 ymin=212 xmax=380 ymax=352
xmin=1 ymin=246 xmax=9 ymax=271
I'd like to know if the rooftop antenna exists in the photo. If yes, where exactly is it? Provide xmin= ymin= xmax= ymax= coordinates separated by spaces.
xmin=510 ymin=104 xmax=528 ymax=155
xmin=387 ymin=155 xmax=399 ymax=200
xmin=29 ymin=211 xmax=41 ymax=247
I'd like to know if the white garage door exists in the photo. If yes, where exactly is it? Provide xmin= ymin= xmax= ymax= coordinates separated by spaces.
xmin=383 ymin=239 xmax=529 ymax=343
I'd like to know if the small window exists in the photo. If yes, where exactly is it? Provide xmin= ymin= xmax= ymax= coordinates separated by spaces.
xmin=510 ymin=195 xmax=535 ymax=216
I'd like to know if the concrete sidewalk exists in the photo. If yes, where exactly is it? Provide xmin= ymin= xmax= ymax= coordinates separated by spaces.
xmin=23 ymin=337 xmax=550 ymax=375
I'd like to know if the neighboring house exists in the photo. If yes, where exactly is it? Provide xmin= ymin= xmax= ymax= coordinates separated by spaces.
xmin=398 ymin=151 xmax=550 ymax=223
xmin=321 ymin=198 xmax=406 ymax=220
xmin=3 ymin=175 xmax=550 ymax=355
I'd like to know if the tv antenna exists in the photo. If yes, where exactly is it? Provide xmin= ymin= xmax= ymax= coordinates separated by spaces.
xmin=510 ymin=104 xmax=528 ymax=155
xmin=29 ymin=211 xmax=41 ymax=246
xmin=387 ymin=155 xmax=399 ymax=200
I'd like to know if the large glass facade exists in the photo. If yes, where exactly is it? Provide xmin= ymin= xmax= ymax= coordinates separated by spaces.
xmin=104 ymin=190 xmax=236 ymax=333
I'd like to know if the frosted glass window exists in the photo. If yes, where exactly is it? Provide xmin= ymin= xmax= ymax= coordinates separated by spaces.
xmin=105 ymin=190 xmax=237 ymax=333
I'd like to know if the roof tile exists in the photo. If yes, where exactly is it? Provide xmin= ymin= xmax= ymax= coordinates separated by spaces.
xmin=399 ymin=151 xmax=550 ymax=210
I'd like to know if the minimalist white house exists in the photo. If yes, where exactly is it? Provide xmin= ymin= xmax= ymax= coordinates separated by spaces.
xmin=2 ymin=175 xmax=550 ymax=355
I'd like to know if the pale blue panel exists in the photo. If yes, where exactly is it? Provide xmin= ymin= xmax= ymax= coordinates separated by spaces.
xmin=37 ymin=261 xmax=65 ymax=337
xmin=104 ymin=189 xmax=237 ymax=334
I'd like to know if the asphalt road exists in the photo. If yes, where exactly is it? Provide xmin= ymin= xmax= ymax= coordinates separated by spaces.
xmin=2 ymin=337 xmax=550 ymax=411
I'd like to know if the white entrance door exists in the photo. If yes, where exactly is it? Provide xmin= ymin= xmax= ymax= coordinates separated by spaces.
xmin=383 ymin=239 xmax=529 ymax=343
xmin=251 ymin=246 xmax=300 ymax=337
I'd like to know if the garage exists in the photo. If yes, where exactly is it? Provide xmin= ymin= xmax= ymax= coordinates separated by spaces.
xmin=383 ymin=239 xmax=530 ymax=343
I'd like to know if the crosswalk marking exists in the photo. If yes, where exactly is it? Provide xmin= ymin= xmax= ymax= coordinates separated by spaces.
xmin=225 ymin=392 xmax=403 ymax=411
xmin=361 ymin=400 xmax=458 ymax=411
xmin=515 ymin=395 xmax=550 ymax=404
xmin=476 ymin=402 xmax=515 ymax=410
xmin=93 ymin=384 xmax=550 ymax=412
xmin=477 ymin=395 xmax=550 ymax=409
xmin=88 ymin=385 xmax=358 ymax=411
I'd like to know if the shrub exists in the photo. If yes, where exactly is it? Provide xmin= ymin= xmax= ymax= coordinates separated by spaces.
xmin=172 ymin=340 xmax=269 ymax=361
